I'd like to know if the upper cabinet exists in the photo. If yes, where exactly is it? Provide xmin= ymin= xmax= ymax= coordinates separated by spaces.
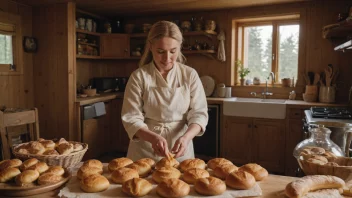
xmin=101 ymin=34 xmax=130 ymax=58
xmin=323 ymin=20 xmax=352 ymax=51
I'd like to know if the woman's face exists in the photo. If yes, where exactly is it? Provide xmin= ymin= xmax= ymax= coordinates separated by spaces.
xmin=150 ymin=37 xmax=180 ymax=71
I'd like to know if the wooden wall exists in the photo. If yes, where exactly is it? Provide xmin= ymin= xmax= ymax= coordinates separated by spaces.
xmin=0 ymin=1 xmax=34 ymax=108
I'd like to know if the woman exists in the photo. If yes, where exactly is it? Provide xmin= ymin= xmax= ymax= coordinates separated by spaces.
xmin=121 ymin=21 xmax=208 ymax=162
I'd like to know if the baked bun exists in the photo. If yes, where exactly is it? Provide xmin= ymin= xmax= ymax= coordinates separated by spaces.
xmin=0 ymin=167 xmax=21 ymax=183
xmin=122 ymin=178 xmax=153 ymax=197
xmin=27 ymin=161 xmax=49 ymax=174
xmin=39 ymin=139 xmax=55 ymax=150
xmin=226 ymin=170 xmax=256 ymax=190
xmin=238 ymin=163 xmax=268 ymax=181
xmin=45 ymin=166 xmax=65 ymax=176
xmin=179 ymin=158 xmax=206 ymax=172
xmin=155 ymin=157 xmax=180 ymax=170
xmin=80 ymin=174 xmax=110 ymax=193
xmin=72 ymin=143 xmax=84 ymax=152
xmin=183 ymin=168 xmax=210 ymax=184
xmin=17 ymin=148 xmax=29 ymax=155
xmin=214 ymin=164 xmax=239 ymax=179
xmin=27 ymin=141 xmax=46 ymax=155
xmin=20 ymin=158 xmax=39 ymax=171
xmin=111 ymin=167 xmax=139 ymax=184
xmin=156 ymin=178 xmax=190 ymax=198
xmin=136 ymin=158 xmax=155 ymax=168
xmin=55 ymin=138 xmax=68 ymax=146
xmin=152 ymin=166 xmax=181 ymax=183
xmin=43 ymin=149 xmax=60 ymax=155
xmin=306 ymin=155 xmax=328 ymax=165
xmin=83 ymin=159 xmax=103 ymax=169
xmin=127 ymin=161 xmax=152 ymax=178
xmin=207 ymin=158 xmax=233 ymax=170
xmin=57 ymin=143 xmax=73 ymax=155
xmin=108 ymin=157 xmax=133 ymax=172
xmin=77 ymin=165 xmax=103 ymax=180
xmin=38 ymin=173 xmax=63 ymax=185
xmin=0 ymin=159 xmax=22 ymax=170
xmin=195 ymin=176 xmax=226 ymax=196
xmin=15 ymin=170 xmax=40 ymax=186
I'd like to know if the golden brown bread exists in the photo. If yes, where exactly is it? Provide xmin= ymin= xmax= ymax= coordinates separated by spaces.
xmin=285 ymin=175 xmax=345 ymax=198
xmin=155 ymin=157 xmax=180 ymax=170
xmin=214 ymin=164 xmax=239 ymax=180
xmin=108 ymin=157 xmax=133 ymax=172
xmin=183 ymin=168 xmax=210 ymax=184
xmin=179 ymin=158 xmax=206 ymax=172
xmin=38 ymin=173 xmax=63 ymax=185
xmin=136 ymin=158 xmax=155 ymax=168
xmin=27 ymin=141 xmax=46 ymax=155
xmin=156 ymin=178 xmax=190 ymax=198
xmin=72 ymin=143 xmax=84 ymax=152
xmin=225 ymin=170 xmax=256 ymax=190
xmin=15 ymin=170 xmax=40 ymax=186
xmin=0 ymin=167 xmax=21 ymax=183
xmin=83 ymin=159 xmax=103 ymax=169
xmin=195 ymin=176 xmax=226 ymax=196
xmin=77 ymin=165 xmax=103 ymax=180
xmin=122 ymin=178 xmax=153 ymax=197
xmin=57 ymin=143 xmax=73 ymax=155
xmin=80 ymin=174 xmax=110 ymax=193
xmin=0 ymin=159 xmax=22 ymax=170
xmin=39 ymin=139 xmax=55 ymax=150
xmin=55 ymin=138 xmax=68 ymax=146
xmin=111 ymin=167 xmax=139 ymax=184
xmin=152 ymin=166 xmax=181 ymax=183
xmin=27 ymin=161 xmax=49 ymax=174
xmin=239 ymin=163 xmax=268 ymax=181
xmin=20 ymin=158 xmax=39 ymax=171
xmin=127 ymin=161 xmax=152 ymax=178
xmin=45 ymin=166 xmax=65 ymax=176
xmin=207 ymin=158 xmax=233 ymax=170
xmin=43 ymin=149 xmax=60 ymax=155
xmin=306 ymin=155 xmax=328 ymax=165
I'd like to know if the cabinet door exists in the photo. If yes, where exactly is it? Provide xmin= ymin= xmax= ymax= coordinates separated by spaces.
xmin=285 ymin=119 xmax=304 ymax=176
xmin=101 ymin=34 xmax=130 ymax=58
xmin=252 ymin=119 xmax=285 ymax=174
xmin=82 ymin=118 xmax=99 ymax=160
xmin=115 ymin=99 xmax=130 ymax=153
xmin=222 ymin=116 xmax=252 ymax=165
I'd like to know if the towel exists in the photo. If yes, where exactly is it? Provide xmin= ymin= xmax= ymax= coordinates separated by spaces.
xmin=217 ymin=30 xmax=226 ymax=62
xmin=94 ymin=102 xmax=106 ymax=117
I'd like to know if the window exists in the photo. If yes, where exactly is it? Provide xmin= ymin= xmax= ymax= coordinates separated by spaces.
xmin=236 ymin=17 xmax=300 ymax=84
xmin=0 ymin=33 xmax=14 ymax=65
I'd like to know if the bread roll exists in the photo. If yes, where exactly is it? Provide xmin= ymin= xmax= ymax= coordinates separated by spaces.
xmin=285 ymin=175 xmax=345 ymax=198
xmin=77 ymin=165 xmax=103 ymax=180
xmin=17 ymin=148 xmax=29 ymax=155
xmin=306 ymin=155 xmax=328 ymax=165
xmin=80 ymin=174 xmax=110 ymax=193
xmin=136 ymin=158 xmax=155 ymax=168
xmin=15 ymin=170 xmax=40 ymax=186
xmin=214 ymin=164 xmax=238 ymax=180
xmin=72 ymin=143 xmax=84 ymax=152
xmin=155 ymin=157 xmax=180 ymax=170
xmin=156 ymin=178 xmax=190 ymax=198
xmin=39 ymin=139 xmax=55 ymax=150
xmin=239 ymin=163 xmax=268 ymax=181
xmin=183 ymin=168 xmax=210 ymax=184
xmin=0 ymin=167 xmax=21 ymax=183
xmin=108 ymin=157 xmax=133 ymax=172
xmin=127 ymin=161 xmax=152 ymax=178
xmin=27 ymin=161 xmax=49 ymax=174
xmin=27 ymin=141 xmax=46 ymax=155
xmin=43 ymin=149 xmax=60 ymax=155
xmin=207 ymin=158 xmax=233 ymax=170
xmin=195 ymin=176 xmax=226 ymax=196
xmin=20 ymin=158 xmax=39 ymax=171
xmin=55 ymin=138 xmax=68 ymax=146
xmin=45 ymin=166 xmax=65 ymax=176
xmin=111 ymin=167 xmax=139 ymax=184
xmin=83 ymin=159 xmax=103 ymax=169
xmin=122 ymin=178 xmax=153 ymax=197
xmin=226 ymin=170 xmax=256 ymax=190
xmin=57 ymin=143 xmax=73 ymax=155
xmin=152 ymin=166 xmax=181 ymax=183
xmin=0 ymin=159 xmax=22 ymax=170
xmin=38 ymin=173 xmax=63 ymax=185
xmin=179 ymin=158 xmax=206 ymax=172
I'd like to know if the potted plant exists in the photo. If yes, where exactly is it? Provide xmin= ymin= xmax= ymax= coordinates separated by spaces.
xmin=237 ymin=60 xmax=250 ymax=86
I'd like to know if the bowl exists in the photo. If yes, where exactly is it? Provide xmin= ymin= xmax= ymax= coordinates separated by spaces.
xmin=83 ymin=88 xmax=96 ymax=97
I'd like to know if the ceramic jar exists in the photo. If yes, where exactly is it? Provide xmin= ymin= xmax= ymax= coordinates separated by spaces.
xmin=205 ymin=20 xmax=216 ymax=32
xmin=104 ymin=21 xmax=112 ymax=33
xmin=86 ymin=19 xmax=93 ymax=32
xmin=78 ymin=18 xmax=86 ymax=30
xmin=181 ymin=21 xmax=191 ymax=32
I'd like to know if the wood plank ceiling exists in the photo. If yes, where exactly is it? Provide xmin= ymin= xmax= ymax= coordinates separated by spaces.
xmin=14 ymin=0 xmax=308 ymax=16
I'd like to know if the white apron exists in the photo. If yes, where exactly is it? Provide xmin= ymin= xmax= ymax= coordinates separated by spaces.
xmin=126 ymin=65 xmax=194 ymax=162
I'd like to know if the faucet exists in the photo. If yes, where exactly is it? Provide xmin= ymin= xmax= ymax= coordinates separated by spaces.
xmin=261 ymin=72 xmax=275 ymax=99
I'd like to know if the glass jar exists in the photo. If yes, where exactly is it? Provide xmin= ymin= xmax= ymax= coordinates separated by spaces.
xmin=293 ymin=125 xmax=345 ymax=159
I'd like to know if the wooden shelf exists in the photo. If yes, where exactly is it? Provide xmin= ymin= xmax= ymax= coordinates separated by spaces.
xmin=334 ymin=40 xmax=352 ymax=51
xmin=129 ymin=31 xmax=217 ymax=38
xmin=78 ymin=41 xmax=99 ymax=47
xmin=76 ymin=29 xmax=101 ymax=36
xmin=322 ymin=21 xmax=352 ymax=39
xmin=183 ymin=50 xmax=216 ymax=59
xmin=76 ymin=54 xmax=101 ymax=59
xmin=76 ymin=92 xmax=124 ymax=106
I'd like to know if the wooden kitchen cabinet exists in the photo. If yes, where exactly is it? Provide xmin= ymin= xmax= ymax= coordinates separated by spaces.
xmin=101 ymin=34 xmax=130 ymax=58
xmin=110 ymin=99 xmax=129 ymax=153
xmin=222 ymin=116 xmax=285 ymax=174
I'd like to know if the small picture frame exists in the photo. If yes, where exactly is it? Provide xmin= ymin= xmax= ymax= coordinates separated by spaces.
xmin=23 ymin=36 xmax=37 ymax=52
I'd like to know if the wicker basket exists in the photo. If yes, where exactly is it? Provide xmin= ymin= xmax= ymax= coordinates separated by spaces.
xmin=298 ymin=156 xmax=352 ymax=181
xmin=12 ymin=142 xmax=88 ymax=168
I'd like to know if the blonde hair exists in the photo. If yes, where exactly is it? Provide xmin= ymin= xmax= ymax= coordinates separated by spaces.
xmin=139 ymin=21 xmax=186 ymax=67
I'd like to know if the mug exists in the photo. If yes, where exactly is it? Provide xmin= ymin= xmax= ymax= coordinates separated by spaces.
xmin=225 ymin=87 xmax=232 ymax=98
xmin=217 ymin=87 xmax=226 ymax=98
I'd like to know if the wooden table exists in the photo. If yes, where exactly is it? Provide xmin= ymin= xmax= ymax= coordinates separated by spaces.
xmin=2 ymin=174 xmax=351 ymax=198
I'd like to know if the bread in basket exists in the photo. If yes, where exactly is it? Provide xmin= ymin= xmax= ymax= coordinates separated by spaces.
xmin=12 ymin=138 xmax=88 ymax=168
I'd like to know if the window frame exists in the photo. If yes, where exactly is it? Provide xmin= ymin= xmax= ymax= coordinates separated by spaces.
xmin=0 ymin=11 xmax=23 ymax=75
xmin=236 ymin=18 xmax=300 ymax=86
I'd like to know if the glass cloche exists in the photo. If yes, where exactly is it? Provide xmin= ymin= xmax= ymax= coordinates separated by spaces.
xmin=293 ymin=125 xmax=345 ymax=159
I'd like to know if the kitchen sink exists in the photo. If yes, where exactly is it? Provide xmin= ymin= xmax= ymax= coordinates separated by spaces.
xmin=223 ymin=97 xmax=286 ymax=119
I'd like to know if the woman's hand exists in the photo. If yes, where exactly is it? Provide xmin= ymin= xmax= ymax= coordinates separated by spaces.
xmin=151 ymin=135 xmax=169 ymax=157
xmin=171 ymin=135 xmax=191 ymax=158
